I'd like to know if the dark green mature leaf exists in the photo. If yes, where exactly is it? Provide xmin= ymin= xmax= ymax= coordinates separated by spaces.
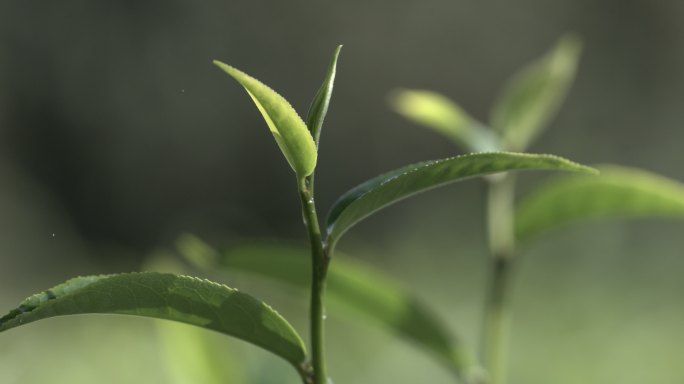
xmin=0 ymin=272 xmax=307 ymax=368
xmin=389 ymin=89 xmax=499 ymax=152
xmin=177 ymin=235 xmax=484 ymax=382
xmin=143 ymin=255 xmax=247 ymax=384
xmin=516 ymin=165 xmax=684 ymax=244
xmin=306 ymin=45 xmax=342 ymax=147
xmin=214 ymin=61 xmax=317 ymax=177
xmin=490 ymin=34 xmax=582 ymax=151
xmin=326 ymin=152 xmax=596 ymax=247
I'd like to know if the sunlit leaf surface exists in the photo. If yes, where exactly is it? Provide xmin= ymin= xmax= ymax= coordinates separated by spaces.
xmin=214 ymin=61 xmax=317 ymax=176
xmin=390 ymin=89 xmax=499 ymax=152
xmin=0 ymin=272 xmax=307 ymax=368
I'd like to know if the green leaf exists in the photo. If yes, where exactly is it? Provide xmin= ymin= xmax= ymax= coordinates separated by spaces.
xmin=143 ymin=257 xmax=248 ymax=384
xmin=214 ymin=61 xmax=317 ymax=177
xmin=306 ymin=45 xmax=342 ymax=147
xmin=176 ymin=235 xmax=485 ymax=382
xmin=326 ymin=152 xmax=596 ymax=247
xmin=158 ymin=321 xmax=247 ymax=384
xmin=389 ymin=89 xmax=499 ymax=152
xmin=490 ymin=33 xmax=582 ymax=151
xmin=515 ymin=165 xmax=684 ymax=244
xmin=0 ymin=272 xmax=307 ymax=369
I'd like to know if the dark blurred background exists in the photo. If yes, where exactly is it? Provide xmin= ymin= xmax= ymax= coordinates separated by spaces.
xmin=1 ymin=1 xmax=683 ymax=383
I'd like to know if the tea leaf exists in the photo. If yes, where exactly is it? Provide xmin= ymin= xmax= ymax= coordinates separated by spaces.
xmin=490 ymin=34 xmax=582 ymax=151
xmin=516 ymin=165 xmax=684 ymax=243
xmin=176 ymin=235 xmax=484 ymax=382
xmin=389 ymin=89 xmax=499 ymax=152
xmin=158 ymin=321 xmax=247 ymax=384
xmin=214 ymin=61 xmax=317 ymax=177
xmin=326 ymin=152 xmax=596 ymax=247
xmin=143 ymin=255 xmax=247 ymax=384
xmin=0 ymin=272 xmax=307 ymax=368
xmin=306 ymin=45 xmax=342 ymax=147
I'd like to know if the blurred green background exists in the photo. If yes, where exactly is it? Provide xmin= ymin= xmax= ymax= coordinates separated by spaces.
xmin=1 ymin=1 xmax=683 ymax=383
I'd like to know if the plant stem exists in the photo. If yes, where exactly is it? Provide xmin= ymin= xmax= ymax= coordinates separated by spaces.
xmin=298 ymin=176 xmax=330 ymax=384
xmin=482 ymin=173 xmax=516 ymax=384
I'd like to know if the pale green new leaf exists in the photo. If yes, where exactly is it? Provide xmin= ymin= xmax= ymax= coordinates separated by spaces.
xmin=389 ymin=89 xmax=499 ymax=152
xmin=490 ymin=34 xmax=582 ymax=151
xmin=0 ymin=272 xmax=307 ymax=369
xmin=176 ymin=235 xmax=484 ymax=382
xmin=516 ymin=165 xmax=684 ymax=244
xmin=158 ymin=321 xmax=247 ymax=384
xmin=214 ymin=61 xmax=317 ymax=176
xmin=326 ymin=152 xmax=596 ymax=247
xmin=306 ymin=45 xmax=342 ymax=147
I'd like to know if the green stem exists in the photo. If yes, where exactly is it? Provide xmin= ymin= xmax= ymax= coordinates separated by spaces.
xmin=298 ymin=176 xmax=330 ymax=384
xmin=482 ymin=173 xmax=516 ymax=384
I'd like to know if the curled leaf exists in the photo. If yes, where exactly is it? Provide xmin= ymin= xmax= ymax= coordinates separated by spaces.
xmin=306 ymin=45 xmax=343 ymax=147
xmin=214 ymin=61 xmax=317 ymax=176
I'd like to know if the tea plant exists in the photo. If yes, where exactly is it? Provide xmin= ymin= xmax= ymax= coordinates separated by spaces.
xmin=2 ymin=39 xmax=681 ymax=384
xmin=389 ymin=33 xmax=684 ymax=384
xmin=175 ymin=36 xmax=684 ymax=384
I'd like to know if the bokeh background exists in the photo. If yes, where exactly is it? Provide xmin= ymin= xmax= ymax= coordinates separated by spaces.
xmin=1 ymin=1 xmax=683 ymax=383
